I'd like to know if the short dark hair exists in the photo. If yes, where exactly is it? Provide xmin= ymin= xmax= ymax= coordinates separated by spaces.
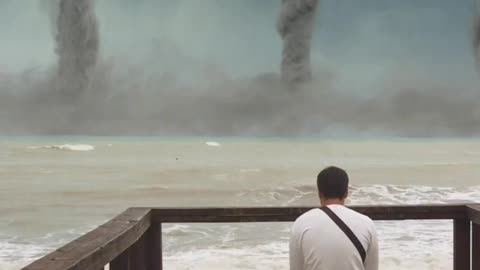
xmin=317 ymin=166 xmax=349 ymax=199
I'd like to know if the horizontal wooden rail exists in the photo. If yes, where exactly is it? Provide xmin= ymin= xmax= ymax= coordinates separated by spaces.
xmin=22 ymin=208 xmax=151 ymax=270
xmin=467 ymin=204 xmax=480 ymax=224
xmin=150 ymin=204 xmax=468 ymax=223
xmin=21 ymin=204 xmax=479 ymax=270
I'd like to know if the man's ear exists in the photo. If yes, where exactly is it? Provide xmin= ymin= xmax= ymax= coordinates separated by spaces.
xmin=344 ymin=190 xmax=349 ymax=199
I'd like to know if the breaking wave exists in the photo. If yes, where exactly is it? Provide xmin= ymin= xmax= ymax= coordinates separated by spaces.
xmin=27 ymin=144 xmax=95 ymax=151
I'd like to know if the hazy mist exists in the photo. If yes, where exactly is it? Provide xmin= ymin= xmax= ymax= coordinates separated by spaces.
xmin=0 ymin=0 xmax=479 ymax=137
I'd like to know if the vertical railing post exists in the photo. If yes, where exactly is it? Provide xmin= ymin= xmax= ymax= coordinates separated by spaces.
xmin=110 ymin=246 xmax=130 ymax=270
xmin=110 ymin=222 xmax=162 ymax=270
xmin=130 ymin=234 xmax=147 ymax=270
xmin=453 ymin=219 xmax=471 ymax=270
xmin=110 ymin=234 xmax=148 ymax=270
xmin=110 ymin=232 xmax=149 ymax=270
xmin=146 ymin=223 xmax=163 ymax=270
xmin=473 ymin=223 xmax=480 ymax=270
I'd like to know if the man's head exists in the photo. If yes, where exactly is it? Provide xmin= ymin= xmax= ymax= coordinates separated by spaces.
xmin=317 ymin=166 xmax=349 ymax=205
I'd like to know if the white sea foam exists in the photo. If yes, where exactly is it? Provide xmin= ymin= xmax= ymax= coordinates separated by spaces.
xmin=349 ymin=184 xmax=480 ymax=205
xmin=162 ymin=234 xmax=451 ymax=270
xmin=239 ymin=168 xmax=262 ymax=173
xmin=28 ymin=144 xmax=95 ymax=151
xmin=0 ymin=240 xmax=52 ymax=269
xmin=163 ymin=224 xmax=193 ymax=236
xmin=240 ymin=184 xmax=480 ymax=206
xmin=0 ymin=225 xmax=100 ymax=269
xmin=164 ymin=242 xmax=288 ymax=270
xmin=205 ymin=142 xmax=221 ymax=147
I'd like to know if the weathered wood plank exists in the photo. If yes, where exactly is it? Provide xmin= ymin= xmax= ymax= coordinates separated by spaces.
xmin=110 ymin=246 xmax=130 ymax=270
xmin=453 ymin=219 xmax=470 ymax=270
xmin=129 ymin=234 xmax=147 ymax=270
xmin=151 ymin=205 xmax=467 ymax=223
xmin=146 ymin=224 xmax=162 ymax=270
xmin=22 ymin=208 xmax=151 ymax=270
xmin=473 ymin=223 xmax=480 ymax=270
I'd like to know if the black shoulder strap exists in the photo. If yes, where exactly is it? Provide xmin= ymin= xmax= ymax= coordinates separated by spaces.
xmin=320 ymin=206 xmax=366 ymax=263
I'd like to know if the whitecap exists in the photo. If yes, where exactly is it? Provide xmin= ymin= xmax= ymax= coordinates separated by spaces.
xmin=28 ymin=144 xmax=95 ymax=152
xmin=0 ymin=240 xmax=52 ymax=269
xmin=239 ymin=168 xmax=261 ymax=173
xmin=205 ymin=142 xmax=221 ymax=147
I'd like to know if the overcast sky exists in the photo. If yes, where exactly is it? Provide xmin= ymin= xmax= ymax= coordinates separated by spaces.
xmin=0 ymin=0 xmax=477 ymax=83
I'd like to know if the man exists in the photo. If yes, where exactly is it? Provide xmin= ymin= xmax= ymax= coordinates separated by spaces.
xmin=289 ymin=166 xmax=379 ymax=270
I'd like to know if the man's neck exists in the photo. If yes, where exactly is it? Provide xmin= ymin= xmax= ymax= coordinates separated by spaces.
xmin=321 ymin=198 xmax=345 ymax=206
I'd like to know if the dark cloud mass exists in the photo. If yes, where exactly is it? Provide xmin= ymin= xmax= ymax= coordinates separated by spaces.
xmin=55 ymin=0 xmax=99 ymax=99
xmin=0 ymin=0 xmax=479 ymax=137
xmin=278 ymin=0 xmax=319 ymax=85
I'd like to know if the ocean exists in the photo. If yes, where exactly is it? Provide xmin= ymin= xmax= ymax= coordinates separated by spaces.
xmin=1 ymin=137 xmax=479 ymax=269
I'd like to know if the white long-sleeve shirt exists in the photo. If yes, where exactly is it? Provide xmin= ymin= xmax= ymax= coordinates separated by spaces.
xmin=289 ymin=205 xmax=379 ymax=270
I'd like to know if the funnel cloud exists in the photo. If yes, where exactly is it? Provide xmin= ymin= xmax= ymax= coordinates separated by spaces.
xmin=55 ymin=0 xmax=99 ymax=98
xmin=278 ymin=0 xmax=319 ymax=85
xmin=474 ymin=0 xmax=480 ymax=70
xmin=0 ymin=1 xmax=479 ymax=137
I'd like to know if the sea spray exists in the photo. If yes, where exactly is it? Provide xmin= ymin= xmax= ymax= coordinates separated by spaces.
xmin=277 ymin=0 xmax=319 ymax=86
xmin=55 ymin=0 xmax=99 ymax=98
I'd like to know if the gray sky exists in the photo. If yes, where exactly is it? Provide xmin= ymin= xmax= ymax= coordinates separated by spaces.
xmin=1 ymin=0 xmax=479 ymax=136
xmin=0 ymin=0 xmax=476 ymax=76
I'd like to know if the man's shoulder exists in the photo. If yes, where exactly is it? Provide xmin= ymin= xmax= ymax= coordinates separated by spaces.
xmin=330 ymin=205 xmax=376 ymax=230
xmin=293 ymin=208 xmax=322 ymax=228
xmin=343 ymin=206 xmax=375 ymax=223
xmin=297 ymin=208 xmax=321 ymax=220
xmin=296 ymin=208 xmax=322 ymax=220
xmin=293 ymin=206 xmax=376 ymax=228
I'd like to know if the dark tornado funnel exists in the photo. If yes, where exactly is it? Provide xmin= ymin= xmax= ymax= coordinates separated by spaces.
xmin=55 ymin=0 xmax=99 ymax=98
xmin=474 ymin=10 xmax=480 ymax=70
xmin=277 ymin=0 xmax=319 ymax=86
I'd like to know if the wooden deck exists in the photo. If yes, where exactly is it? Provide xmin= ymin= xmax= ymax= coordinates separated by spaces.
xmin=21 ymin=204 xmax=480 ymax=270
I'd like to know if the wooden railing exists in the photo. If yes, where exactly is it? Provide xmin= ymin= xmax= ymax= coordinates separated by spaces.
xmin=22 ymin=204 xmax=480 ymax=270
